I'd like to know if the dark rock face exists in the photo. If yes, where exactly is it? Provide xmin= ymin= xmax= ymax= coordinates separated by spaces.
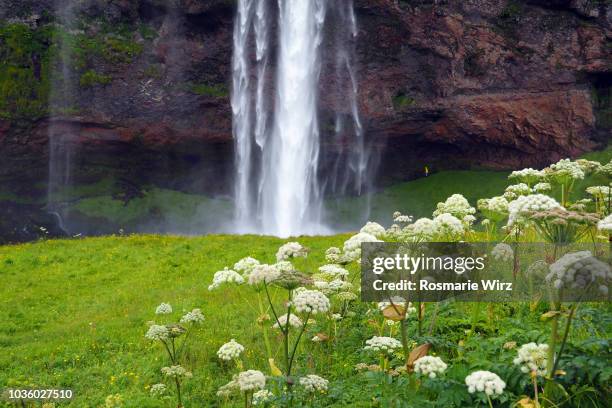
xmin=0 ymin=0 xmax=610 ymax=236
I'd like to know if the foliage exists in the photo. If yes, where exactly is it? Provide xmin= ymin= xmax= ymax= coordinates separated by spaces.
xmin=0 ymin=23 xmax=54 ymax=120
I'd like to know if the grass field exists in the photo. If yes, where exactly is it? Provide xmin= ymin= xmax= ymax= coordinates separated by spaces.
xmin=0 ymin=234 xmax=351 ymax=407
xmin=0 ymin=145 xmax=610 ymax=406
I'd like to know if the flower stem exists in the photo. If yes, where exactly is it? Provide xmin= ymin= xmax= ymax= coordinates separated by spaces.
xmin=552 ymin=304 xmax=577 ymax=375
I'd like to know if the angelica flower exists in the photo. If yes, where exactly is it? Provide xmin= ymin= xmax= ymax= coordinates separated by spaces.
xmin=505 ymin=183 xmax=531 ymax=196
xmin=394 ymin=214 xmax=414 ymax=224
xmin=533 ymin=182 xmax=551 ymax=192
xmin=180 ymin=308 xmax=205 ymax=324
xmin=292 ymin=290 xmax=330 ymax=314
xmin=507 ymin=194 xmax=562 ymax=227
xmin=335 ymin=291 xmax=358 ymax=301
xmin=360 ymin=221 xmax=386 ymax=238
xmin=318 ymin=264 xmax=349 ymax=279
xmin=598 ymin=214 xmax=612 ymax=232
xmin=217 ymin=339 xmax=245 ymax=361
xmin=325 ymin=247 xmax=341 ymax=263
xmin=465 ymin=371 xmax=506 ymax=396
xmin=549 ymin=158 xmax=585 ymax=180
xmin=343 ymin=232 xmax=381 ymax=261
xmin=252 ymin=389 xmax=274 ymax=405
xmin=513 ymin=343 xmax=548 ymax=376
xmin=276 ymin=242 xmax=307 ymax=261
xmin=508 ymin=168 xmax=544 ymax=185
xmin=491 ymin=243 xmax=514 ymax=262
xmin=432 ymin=213 xmax=464 ymax=239
xmin=161 ymin=365 xmax=192 ymax=379
xmin=237 ymin=370 xmax=266 ymax=391
xmin=155 ymin=303 xmax=172 ymax=315
xmin=299 ymin=374 xmax=329 ymax=393
xmin=272 ymin=314 xmax=303 ymax=329
xmin=411 ymin=218 xmax=436 ymax=239
xmin=546 ymin=250 xmax=611 ymax=293
xmin=234 ymin=257 xmax=260 ymax=277
xmin=364 ymin=336 xmax=402 ymax=354
xmin=145 ymin=324 xmax=169 ymax=341
xmin=414 ymin=356 xmax=448 ymax=378
xmin=248 ymin=264 xmax=280 ymax=286
xmin=209 ymin=268 xmax=244 ymax=290
xmin=150 ymin=383 xmax=166 ymax=397
xmin=433 ymin=194 xmax=476 ymax=219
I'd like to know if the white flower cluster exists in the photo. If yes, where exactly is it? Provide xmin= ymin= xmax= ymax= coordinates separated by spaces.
xmin=533 ymin=182 xmax=551 ymax=192
xmin=274 ymin=260 xmax=294 ymax=273
xmin=272 ymin=313 xmax=303 ymax=329
xmin=145 ymin=324 xmax=169 ymax=341
xmin=237 ymin=370 xmax=266 ymax=391
xmin=508 ymin=168 xmax=544 ymax=184
xmin=155 ymin=303 xmax=172 ymax=315
xmin=513 ymin=343 xmax=549 ymax=376
xmin=314 ymin=279 xmax=352 ymax=295
xmin=586 ymin=185 xmax=611 ymax=198
xmin=507 ymin=194 xmax=562 ymax=227
xmin=299 ymin=374 xmax=329 ymax=393
xmin=292 ymin=290 xmax=330 ymax=314
xmin=465 ymin=371 xmax=506 ymax=396
xmin=180 ymin=308 xmax=205 ymax=323
xmin=550 ymin=158 xmax=585 ymax=180
xmin=598 ymin=214 xmax=612 ymax=232
xmin=325 ymin=247 xmax=342 ymax=263
xmin=360 ymin=221 xmax=386 ymax=238
xmin=478 ymin=196 xmax=509 ymax=217
xmin=414 ymin=356 xmax=448 ymax=378
xmin=505 ymin=183 xmax=531 ymax=199
xmin=546 ymin=251 xmax=611 ymax=292
xmin=433 ymin=213 xmax=464 ymax=238
xmin=234 ymin=257 xmax=260 ymax=277
xmin=364 ymin=336 xmax=403 ymax=354
xmin=248 ymin=264 xmax=280 ymax=286
xmin=209 ymin=268 xmax=244 ymax=290
xmin=252 ymin=389 xmax=274 ymax=405
xmin=161 ymin=365 xmax=192 ymax=379
xmin=343 ymin=232 xmax=381 ymax=261
xmin=276 ymin=242 xmax=307 ymax=261
xmin=377 ymin=297 xmax=416 ymax=315
xmin=433 ymin=194 xmax=476 ymax=219
xmin=217 ymin=339 xmax=245 ymax=361
xmin=393 ymin=214 xmax=414 ymax=224
xmin=318 ymin=264 xmax=349 ymax=279
xmin=491 ymin=243 xmax=514 ymax=262
xmin=149 ymin=383 xmax=166 ymax=397
xmin=411 ymin=218 xmax=437 ymax=239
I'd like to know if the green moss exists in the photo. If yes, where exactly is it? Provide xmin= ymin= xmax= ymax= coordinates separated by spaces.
xmin=138 ymin=23 xmax=158 ymax=41
xmin=0 ymin=23 xmax=54 ymax=120
xmin=189 ymin=82 xmax=229 ymax=98
xmin=79 ymin=69 xmax=111 ymax=87
xmin=392 ymin=91 xmax=415 ymax=110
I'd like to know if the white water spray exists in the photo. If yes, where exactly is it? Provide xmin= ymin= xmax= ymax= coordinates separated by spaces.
xmin=232 ymin=0 xmax=371 ymax=236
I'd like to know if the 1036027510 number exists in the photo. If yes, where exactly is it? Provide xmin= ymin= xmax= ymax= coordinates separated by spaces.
xmin=4 ymin=389 xmax=74 ymax=400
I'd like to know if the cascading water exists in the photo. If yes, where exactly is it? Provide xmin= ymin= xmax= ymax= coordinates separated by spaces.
xmin=47 ymin=0 xmax=77 ymax=233
xmin=260 ymin=0 xmax=327 ymax=237
xmin=232 ymin=0 xmax=371 ymax=237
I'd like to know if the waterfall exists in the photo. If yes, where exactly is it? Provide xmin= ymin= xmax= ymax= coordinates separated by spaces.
xmin=47 ymin=0 xmax=77 ymax=233
xmin=260 ymin=0 xmax=327 ymax=237
xmin=234 ymin=0 xmax=370 ymax=237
